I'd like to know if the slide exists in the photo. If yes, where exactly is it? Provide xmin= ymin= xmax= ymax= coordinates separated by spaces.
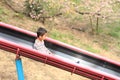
xmin=0 ymin=22 xmax=120 ymax=80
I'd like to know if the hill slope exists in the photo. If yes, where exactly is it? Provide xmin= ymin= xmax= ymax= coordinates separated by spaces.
xmin=0 ymin=0 xmax=120 ymax=80
xmin=0 ymin=1 xmax=89 ymax=80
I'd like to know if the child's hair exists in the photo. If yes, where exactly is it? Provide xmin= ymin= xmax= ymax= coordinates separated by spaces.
xmin=37 ymin=27 xmax=47 ymax=37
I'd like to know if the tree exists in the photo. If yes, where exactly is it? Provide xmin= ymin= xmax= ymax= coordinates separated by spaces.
xmin=72 ymin=0 xmax=120 ymax=34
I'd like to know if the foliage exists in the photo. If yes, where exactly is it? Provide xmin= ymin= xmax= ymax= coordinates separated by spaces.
xmin=25 ymin=0 xmax=44 ymax=20
xmin=72 ymin=0 xmax=120 ymax=34
xmin=24 ymin=0 xmax=62 ymax=21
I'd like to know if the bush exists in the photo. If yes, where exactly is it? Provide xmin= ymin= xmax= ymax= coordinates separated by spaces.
xmin=24 ymin=0 xmax=62 ymax=21
xmin=25 ymin=0 xmax=44 ymax=20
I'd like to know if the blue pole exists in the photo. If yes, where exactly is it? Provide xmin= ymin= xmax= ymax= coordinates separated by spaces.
xmin=15 ymin=59 xmax=25 ymax=80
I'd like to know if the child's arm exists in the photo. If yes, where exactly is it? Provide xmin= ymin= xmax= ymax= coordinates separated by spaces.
xmin=45 ymin=47 xmax=53 ymax=54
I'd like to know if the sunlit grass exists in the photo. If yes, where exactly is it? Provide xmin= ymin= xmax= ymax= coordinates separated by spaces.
xmin=50 ymin=29 xmax=74 ymax=43
xmin=50 ymin=28 xmax=100 ymax=53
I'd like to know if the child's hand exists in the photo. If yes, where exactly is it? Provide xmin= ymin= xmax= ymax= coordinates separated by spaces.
xmin=49 ymin=52 xmax=54 ymax=56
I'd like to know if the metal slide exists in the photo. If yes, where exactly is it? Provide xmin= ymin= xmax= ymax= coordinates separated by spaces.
xmin=0 ymin=22 xmax=120 ymax=80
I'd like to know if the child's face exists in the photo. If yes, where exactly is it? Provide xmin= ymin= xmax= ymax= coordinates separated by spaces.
xmin=38 ymin=33 xmax=47 ymax=41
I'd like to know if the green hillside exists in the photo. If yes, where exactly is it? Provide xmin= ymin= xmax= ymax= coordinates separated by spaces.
xmin=0 ymin=0 xmax=120 ymax=80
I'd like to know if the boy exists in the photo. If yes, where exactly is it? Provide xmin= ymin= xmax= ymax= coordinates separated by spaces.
xmin=34 ymin=27 xmax=52 ymax=54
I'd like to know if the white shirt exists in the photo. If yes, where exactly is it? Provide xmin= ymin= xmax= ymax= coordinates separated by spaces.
xmin=34 ymin=39 xmax=51 ymax=54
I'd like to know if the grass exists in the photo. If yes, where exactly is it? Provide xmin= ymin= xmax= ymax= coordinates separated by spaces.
xmin=108 ymin=31 xmax=120 ymax=38
xmin=0 ymin=7 xmax=6 ymax=21
xmin=0 ymin=8 xmax=4 ymax=14
xmin=71 ymin=0 xmax=81 ymax=3
xmin=50 ymin=29 xmax=74 ymax=43
xmin=0 ymin=5 xmax=11 ymax=22
xmin=71 ymin=15 xmax=84 ymax=22
xmin=117 ymin=43 xmax=120 ymax=49
xmin=14 ymin=13 xmax=24 ymax=19
xmin=81 ymin=43 xmax=100 ymax=53
xmin=50 ymin=28 xmax=100 ymax=53
xmin=101 ymin=44 xmax=109 ymax=51
xmin=106 ymin=22 xmax=120 ymax=39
